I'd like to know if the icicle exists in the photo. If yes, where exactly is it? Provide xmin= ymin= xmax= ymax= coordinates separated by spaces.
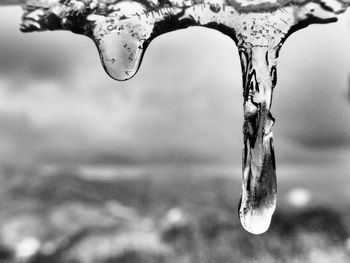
xmin=19 ymin=0 xmax=350 ymax=234
xmin=238 ymin=45 xmax=278 ymax=235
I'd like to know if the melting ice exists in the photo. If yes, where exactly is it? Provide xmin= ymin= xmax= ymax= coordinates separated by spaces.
xmin=20 ymin=0 xmax=350 ymax=234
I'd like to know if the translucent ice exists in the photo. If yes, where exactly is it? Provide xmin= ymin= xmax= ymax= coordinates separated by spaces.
xmin=20 ymin=0 xmax=350 ymax=234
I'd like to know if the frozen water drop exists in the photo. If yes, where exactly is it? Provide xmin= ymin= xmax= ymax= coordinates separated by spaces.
xmin=239 ymin=197 xmax=275 ymax=235
xmin=93 ymin=19 xmax=148 ymax=80
xmin=19 ymin=0 xmax=350 ymax=234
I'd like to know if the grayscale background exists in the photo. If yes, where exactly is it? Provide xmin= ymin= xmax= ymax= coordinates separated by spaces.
xmin=0 ymin=5 xmax=350 ymax=263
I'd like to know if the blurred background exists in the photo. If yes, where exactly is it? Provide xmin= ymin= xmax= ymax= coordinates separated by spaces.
xmin=0 ymin=5 xmax=350 ymax=263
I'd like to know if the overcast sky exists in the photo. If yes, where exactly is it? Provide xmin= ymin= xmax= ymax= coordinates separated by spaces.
xmin=0 ymin=7 xmax=349 ymax=177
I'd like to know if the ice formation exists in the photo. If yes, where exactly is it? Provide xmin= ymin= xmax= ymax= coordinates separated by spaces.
xmin=19 ymin=0 xmax=350 ymax=234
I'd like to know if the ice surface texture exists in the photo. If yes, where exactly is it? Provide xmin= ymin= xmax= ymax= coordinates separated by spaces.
xmin=20 ymin=0 xmax=350 ymax=234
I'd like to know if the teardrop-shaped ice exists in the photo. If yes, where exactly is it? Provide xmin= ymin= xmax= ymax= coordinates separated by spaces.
xmin=89 ymin=8 xmax=158 ymax=81
xmin=93 ymin=18 xmax=148 ymax=81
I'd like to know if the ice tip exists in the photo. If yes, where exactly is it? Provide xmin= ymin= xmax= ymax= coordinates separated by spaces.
xmin=239 ymin=201 xmax=275 ymax=235
xmin=240 ymin=212 xmax=272 ymax=235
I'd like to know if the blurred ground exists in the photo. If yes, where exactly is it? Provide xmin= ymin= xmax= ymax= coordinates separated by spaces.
xmin=0 ymin=165 xmax=349 ymax=263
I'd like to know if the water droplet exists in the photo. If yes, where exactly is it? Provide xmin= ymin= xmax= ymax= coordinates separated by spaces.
xmin=93 ymin=17 xmax=150 ymax=80
xmin=20 ymin=0 xmax=350 ymax=234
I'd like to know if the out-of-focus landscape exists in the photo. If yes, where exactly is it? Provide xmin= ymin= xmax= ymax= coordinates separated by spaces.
xmin=1 ymin=5 xmax=350 ymax=263
xmin=1 ymin=166 xmax=350 ymax=263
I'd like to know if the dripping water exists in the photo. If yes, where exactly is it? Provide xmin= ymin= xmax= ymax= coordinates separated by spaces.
xmin=20 ymin=0 xmax=350 ymax=234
